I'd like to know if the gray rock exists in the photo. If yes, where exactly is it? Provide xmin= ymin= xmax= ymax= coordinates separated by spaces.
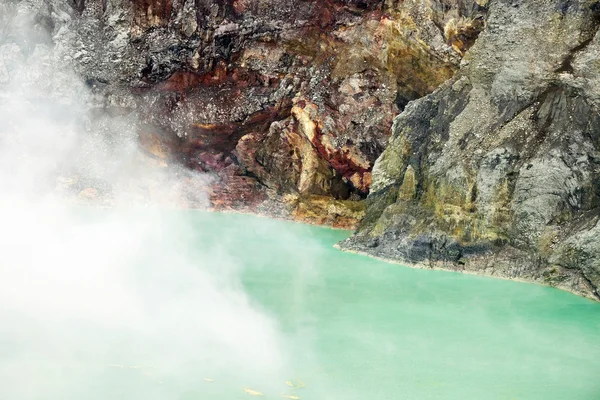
xmin=341 ymin=0 xmax=600 ymax=300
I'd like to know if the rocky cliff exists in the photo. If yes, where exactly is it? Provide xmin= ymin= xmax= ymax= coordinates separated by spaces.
xmin=3 ymin=0 xmax=599 ymax=298
xmin=1 ymin=0 xmax=486 ymax=227
xmin=340 ymin=0 xmax=600 ymax=300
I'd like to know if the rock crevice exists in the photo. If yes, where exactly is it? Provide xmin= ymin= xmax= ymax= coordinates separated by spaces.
xmin=3 ymin=0 xmax=487 ymax=227
xmin=341 ymin=0 xmax=600 ymax=299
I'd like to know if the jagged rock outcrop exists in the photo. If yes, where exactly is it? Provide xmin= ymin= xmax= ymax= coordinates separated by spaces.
xmin=0 ymin=0 xmax=486 ymax=227
xmin=3 ymin=0 xmax=599 ymax=297
xmin=340 ymin=0 xmax=600 ymax=299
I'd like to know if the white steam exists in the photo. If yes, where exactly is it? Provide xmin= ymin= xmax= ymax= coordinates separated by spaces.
xmin=0 ymin=3 xmax=293 ymax=399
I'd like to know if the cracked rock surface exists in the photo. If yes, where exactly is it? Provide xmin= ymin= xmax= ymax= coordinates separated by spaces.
xmin=4 ymin=0 xmax=599 ymax=298
xmin=340 ymin=0 xmax=600 ymax=299
xmin=0 ymin=0 xmax=486 ymax=228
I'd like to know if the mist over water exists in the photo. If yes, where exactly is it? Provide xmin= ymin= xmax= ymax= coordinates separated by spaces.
xmin=0 ymin=210 xmax=290 ymax=399
xmin=0 ymin=3 xmax=290 ymax=399
xmin=1 ymin=3 xmax=600 ymax=400
xmin=2 ymin=209 xmax=600 ymax=400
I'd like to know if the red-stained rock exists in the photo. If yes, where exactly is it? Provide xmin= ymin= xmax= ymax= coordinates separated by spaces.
xmin=59 ymin=0 xmax=487 ymax=225
xmin=180 ymin=101 xmax=292 ymax=158
xmin=208 ymin=167 xmax=268 ymax=212
xmin=159 ymin=72 xmax=202 ymax=92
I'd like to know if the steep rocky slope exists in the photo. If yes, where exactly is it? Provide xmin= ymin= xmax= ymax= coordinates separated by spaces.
xmin=4 ymin=0 xmax=598 ymax=298
xmin=1 ymin=0 xmax=486 ymax=227
xmin=341 ymin=0 xmax=600 ymax=300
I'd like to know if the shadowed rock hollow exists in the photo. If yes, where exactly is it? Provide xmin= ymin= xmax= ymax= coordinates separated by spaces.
xmin=0 ymin=0 xmax=486 ymax=227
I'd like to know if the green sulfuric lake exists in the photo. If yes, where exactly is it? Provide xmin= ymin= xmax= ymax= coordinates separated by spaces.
xmin=0 ymin=210 xmax=599 ymax=400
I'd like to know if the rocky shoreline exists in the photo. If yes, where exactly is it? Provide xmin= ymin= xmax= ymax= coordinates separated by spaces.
xmin=338 ymin=236 xmax=600 ymax=301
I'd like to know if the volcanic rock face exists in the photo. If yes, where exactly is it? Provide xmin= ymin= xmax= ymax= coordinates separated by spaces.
xmin=5 ymin=0 xmax=486 ymax=227
xmin=340 ymin=0 xmax=600 ymax=299
xmin=3 ymin=0 xmax=600 ymax=297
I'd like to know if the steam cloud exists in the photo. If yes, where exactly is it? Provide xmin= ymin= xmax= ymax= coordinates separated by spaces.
xmin=0 ymin=2 xmax=297 ymax=399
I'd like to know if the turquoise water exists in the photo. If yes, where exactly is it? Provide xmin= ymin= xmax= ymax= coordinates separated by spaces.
xmin=1 ymin=210 xmax=599 ymax=399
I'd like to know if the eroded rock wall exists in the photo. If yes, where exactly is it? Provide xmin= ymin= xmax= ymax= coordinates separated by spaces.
xmin=341 ymin=0 xmax=600 ymax=299
xmin=1 ymin=0 xmax=486 ymax=227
